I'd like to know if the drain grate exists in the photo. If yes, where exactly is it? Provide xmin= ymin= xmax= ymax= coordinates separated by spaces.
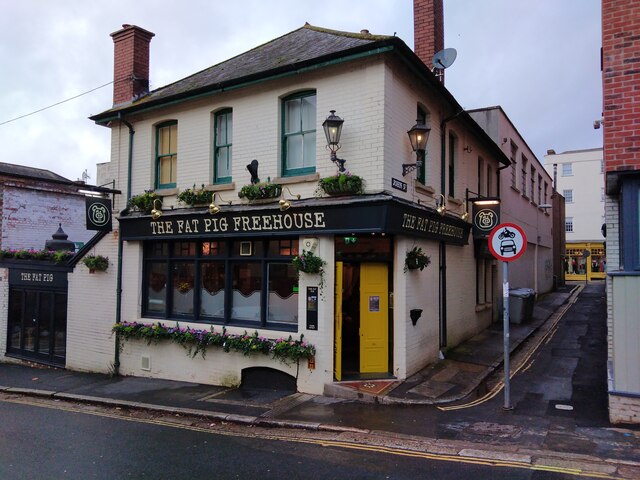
xmin=260 ymin=393 xmax=314 ymax=418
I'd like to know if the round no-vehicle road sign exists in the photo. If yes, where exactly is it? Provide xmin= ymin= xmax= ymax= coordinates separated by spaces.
xmin=488 ymin=223 xmax=527 ymax=262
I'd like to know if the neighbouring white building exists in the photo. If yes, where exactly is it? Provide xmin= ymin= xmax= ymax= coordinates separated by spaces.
xmin=544 ymin=148 xmax=605 ymax=282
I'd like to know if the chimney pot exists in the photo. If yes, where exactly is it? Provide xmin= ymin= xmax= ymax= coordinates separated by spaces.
xmin=413 ymin=0 xmax=444 ymax=81
xmin=110 ymin=24 xmax=155 ymax=106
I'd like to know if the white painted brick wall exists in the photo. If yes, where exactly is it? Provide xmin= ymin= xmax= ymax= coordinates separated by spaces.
xmin=0 ymin=268 xmax=8 ymax=359
xmin=1 ymin=187 xmax=93 ymax=251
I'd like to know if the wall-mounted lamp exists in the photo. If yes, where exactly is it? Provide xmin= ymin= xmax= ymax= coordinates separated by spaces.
xmin=436 ymin=193 xmax=446 ymax=215
xmin=278 ymin=187 xmax=301 ymax=212
xmin=460 ymin=203 xmax=469 ymax=221
xmin=463 ymin=145 xmax=472 ymax=153
xmin=322 ymin=110 xmax=346 ymax=172
xmin=208 ymin=192 xmax=232 ymax=215
xmin=151 ymin=199 xmax=163 ymax=220
xmin=403 ymin=119 xmax=431 ymax=176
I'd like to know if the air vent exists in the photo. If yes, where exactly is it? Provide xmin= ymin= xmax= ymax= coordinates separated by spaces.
xmin=141 ymin=355 xmax=151 ymax=371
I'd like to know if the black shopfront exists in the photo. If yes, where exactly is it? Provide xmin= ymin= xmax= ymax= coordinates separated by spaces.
xmin=119 ymin=196 xmax=471 ymax=338
xmin=6 ymin=265 xmax=69 ymax=367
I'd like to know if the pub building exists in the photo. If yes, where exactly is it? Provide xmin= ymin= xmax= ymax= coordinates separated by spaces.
xmin=59 ymin=5 xmax=512 ymax=395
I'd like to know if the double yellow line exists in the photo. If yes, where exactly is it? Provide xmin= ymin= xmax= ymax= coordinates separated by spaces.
xmin=1 ymin=389 xmax=614 ymax=479
xmin=438 ymin=285 xmax=583 ymax=412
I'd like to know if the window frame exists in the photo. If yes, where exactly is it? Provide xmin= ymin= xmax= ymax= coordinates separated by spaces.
xmin=142 ymin=238 xmax=300 ymax=331
xmin=155 ymin=121 xmax=178 ymax=190
xmin=281 ymin=91 xmax=317 ymax=177
xmin=562 ymin=163 xmax=573 ymax=176
xmin=213 ymin=109 xmax=233 ymax=184
xmin=563 ymin=189 xmax=573 ymax=203
xmin=565 ymin=216 xmax=574 ymax=233
xmin=621 ymin=176 xmax=640 ymax=271
xmin=417 ymin=105 xmax=428 ymax=184
xmin=448 ymin=132 xmax=457 ymax=197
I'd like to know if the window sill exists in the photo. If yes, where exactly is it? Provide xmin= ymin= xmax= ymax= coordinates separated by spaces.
xmin=475 ymin=303 xmax=493 ymax=313
xmin=447 ymin=196 xmax=463 ymax=206
xmin=510 ymin=185 xmax=520 ymax=194
xmin=521 ymin=194 xmax=529 ymax=201
xmin=273 ymin=173 xmax=320 ymax=185
xmin=415 ymin=183 xmax=435 ymax=196
xmin=156 ymin=188 xmax=179 ymax=197
xmin=205 ymin=183 xmax=235 ymax=192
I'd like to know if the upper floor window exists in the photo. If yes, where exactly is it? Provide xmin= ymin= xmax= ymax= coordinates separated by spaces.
xmin=563 ymin=189 xmax=573 ymax=203
xmin=544 ymin=181 xmax=549 ymax=204
xmin=156 ymin=121 xmax=177 ymax=189
xmin=417 ymin=106 xmax=428 ymax=184
xmin=282 ymin=91 xmax=316 ymax=176
xmin=537 ymin=174 xmax=543 ymax=204
xmin=562 ymin=163 xmax=573 ymax=176
xmin=214 ymin=109 xmax=233 ymax=184
xmin=521 ymin=156 xmax=528 ymax=196
xmin=565 ymin=217 xmax=574 ymax=233
xmin=530 ymin=166 xmax=536 ymax=200
xmin=510 ymin=141 xmax=518 ymax=188
xmin=448 ymin=132 xmax=457 ymax=197
xmin=487 ymin=165 xmax=493 ymax=196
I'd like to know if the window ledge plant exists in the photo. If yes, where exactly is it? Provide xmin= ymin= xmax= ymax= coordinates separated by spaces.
xmin=83 ymin=254 xmax=109 ymax=273
xmin=238 ymin=181 xmax=282 ymax=201
xmin=318 ymin=172 xmax=364 ymax=196
xmin=292 ymin=249 xmax=326 ymax=293
xmin=112 ymin=322 xmax=315 ymax=365
xmin=177 ymin=184 xmax=211 ymax=206
xmin=127 ymin=190 xmax=159 ymax=214
xmin=404 ymin=246 xmax=431 ymax=272
xmin=0 ymin=249 xmax=73 ymax=264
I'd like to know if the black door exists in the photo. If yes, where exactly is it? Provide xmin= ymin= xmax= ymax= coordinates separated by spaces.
xmin=7 ymin=288 xmax=67 ymax=366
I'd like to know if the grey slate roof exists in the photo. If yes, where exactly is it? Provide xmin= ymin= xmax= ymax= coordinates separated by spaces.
xmin=0 ymin=161 xmax=73 ymax=184
xmin=91 ymin=24 xmax=398 ymax=121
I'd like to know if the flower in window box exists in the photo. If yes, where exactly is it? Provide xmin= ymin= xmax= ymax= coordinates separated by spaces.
xmin=404 ymin=246 xmax=431 ymax=273
xmin=127 ymin=190 xmax=159 ymax=214
xmin=238 ymin=182 xmax=282 ymax=201
xmin=318 ymin=172 xmax=364 ymax=196
xmin=177 ymin=184 xmax=211 ymax=206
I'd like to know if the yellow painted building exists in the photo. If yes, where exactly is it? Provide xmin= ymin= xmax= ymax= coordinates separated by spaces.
xmin=564 ymin=242 xmax=606 ymax=281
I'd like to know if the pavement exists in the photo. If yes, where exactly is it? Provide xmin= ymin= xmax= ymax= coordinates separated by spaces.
xmin=2 ymin=281 xmax=640 ymax=478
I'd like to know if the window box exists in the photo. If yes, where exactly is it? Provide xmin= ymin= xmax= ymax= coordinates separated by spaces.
xmin=238 ymin=183 xmax=282 ymax=201
xmin=318 ymin=173 xmax=364 ymax=196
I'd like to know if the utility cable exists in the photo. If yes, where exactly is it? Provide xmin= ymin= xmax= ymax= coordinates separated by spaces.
xmin=0 ymin=80 xmax=114 ymax=126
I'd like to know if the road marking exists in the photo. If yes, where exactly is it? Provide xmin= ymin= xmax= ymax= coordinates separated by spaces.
xmin=0 ymin=394 xmax=615 ymax=479
xmin=438 ymin=285 xmax=583 ymax=412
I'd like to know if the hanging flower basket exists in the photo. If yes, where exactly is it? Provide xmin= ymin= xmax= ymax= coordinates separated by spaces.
xmin=292 ymin=250 xmax=325 ymax=274
xmin=127 ymin=190 xmax=159 ymax=214
xmin=83 ymin=255 xmax=109 ymax=273
xmin=238 ymin=182 xmax=282 ymax=201
xmin=404 ymin=246 xmax=430 ymax=272
xmin=318 ymin=172 xmax=364 ymax=196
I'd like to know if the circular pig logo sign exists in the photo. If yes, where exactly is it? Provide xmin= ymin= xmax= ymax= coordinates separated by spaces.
xmin=88 ymin=202 xmax=110 ymax=227
xmin=474 ymin=208 xmax=498 ymax=232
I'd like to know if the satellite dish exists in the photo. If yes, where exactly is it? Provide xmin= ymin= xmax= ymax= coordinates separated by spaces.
xmin=432 ymin=48 xmax=457 ymax=70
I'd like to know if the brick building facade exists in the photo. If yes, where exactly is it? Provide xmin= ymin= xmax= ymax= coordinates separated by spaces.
xmin=602 ymin=0 xmax=640 ymax=424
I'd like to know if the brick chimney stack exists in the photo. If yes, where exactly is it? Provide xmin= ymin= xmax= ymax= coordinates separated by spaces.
xmin=414 ymin=0 xmax=444 ymax=79
xmin=110 ymin=24 xmax=155 ymax=106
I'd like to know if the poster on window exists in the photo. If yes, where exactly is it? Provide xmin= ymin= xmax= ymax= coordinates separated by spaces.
xmin=369 ymin=296 xmax=380 ymax=312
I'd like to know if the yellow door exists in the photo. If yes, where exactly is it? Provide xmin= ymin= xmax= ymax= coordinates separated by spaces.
xmin=334 ymin=261 xmax=343 ymax=381
xmin=359 ymin=263 xmax=389 ymax=373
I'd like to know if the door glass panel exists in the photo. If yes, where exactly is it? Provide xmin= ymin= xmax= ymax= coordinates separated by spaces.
xmin=38 ymin=293 xmax=52 ymax=355
xmin=8 ymin=290 xmax=23 ymax=349
xmin=54 ymin=293 xmax=67 ymax=357
xmin=23 ymin=291 xmax=37 ymax=352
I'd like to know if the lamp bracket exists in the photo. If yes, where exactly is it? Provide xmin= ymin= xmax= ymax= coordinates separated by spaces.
xmin=331 ymin=152 xmax=346 ymax=173
xmin=402 ymin=159 xmax=423 ymax=177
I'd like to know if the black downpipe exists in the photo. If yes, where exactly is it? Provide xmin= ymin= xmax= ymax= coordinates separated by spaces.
xmin=438 ymin=110 xmax=463 ymax=351
xmin=114 ymin=115 xmax=135 ymax=375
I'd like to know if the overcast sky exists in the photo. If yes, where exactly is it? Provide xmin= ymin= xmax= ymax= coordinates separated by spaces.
xmin=0 ymin=0 xmax=602 ymax=183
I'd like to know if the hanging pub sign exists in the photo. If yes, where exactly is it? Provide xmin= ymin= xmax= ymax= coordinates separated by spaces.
xmin=472 ymin=201 xmax=500 ymax=238
xmin=86 ymin=198 xmax=112 ymax=231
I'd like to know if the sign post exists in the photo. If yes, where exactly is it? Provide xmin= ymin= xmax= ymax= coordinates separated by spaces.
xmin=488 ymin=222 xmax=527 ymax=410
